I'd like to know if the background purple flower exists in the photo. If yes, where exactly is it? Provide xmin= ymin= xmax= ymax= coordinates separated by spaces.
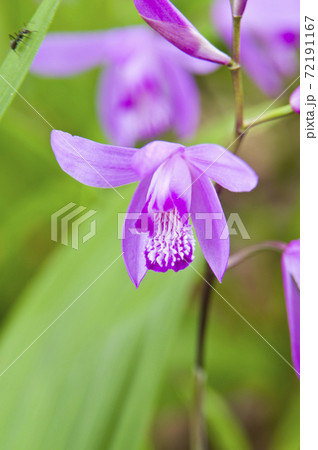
xmin=212 ymin=0 xmax=300 ymax=96
xmin=281 ymin=239 xmax=300 ymax=376
xmin=31 ymin=26 xmax=217 ymax=146
xmin=50 ymin=131 xmax=258 ymax=287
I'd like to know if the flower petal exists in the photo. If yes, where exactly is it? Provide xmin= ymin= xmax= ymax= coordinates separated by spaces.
xmin=132 ymin=141 xmax=183 ymax=178
xmin=134 ymin=0 xmax=231 ymax=65
xmin=290 ymin=86 xmax=300 ymax=114
xmin=268 ymin=38 xmax=298 ymax=78
xmin=156 ymin=37 xmax=219 ymax=74
xmin=185 ymin=144 xmax=258 ymax=192
xmin=283 ymin=239 xmax=300 ymax=288
xmin=281 ymin=239 xmax=300 ymax=376
xmin=190 ymin=174 xmax=229 ymax=282
xmin=212 ymin=0 xmax=299 ymax=96
xmin=97 ymin=66 xmax=141 ymax=146
xmin=51 ymin=130 xmax=139 ymax=188
xmin=232 ymin=0 xmax=248 ymax=16
xmin=97 ymin=55 xmax=173 ymax=146
xmin=123 ymin=177 xmax=152 ymax=287
xmin=31 ymin=32 xmax=111 ymax=77
xmin=240 ymin=35 xmax=289 ymax=96
xmin=161 ymin=58 xmax=200 ymax=139
xmin=147 ymin=154 xmax=192 ymax=216
xmin=31 ymin=27 xmax=152 ymax=77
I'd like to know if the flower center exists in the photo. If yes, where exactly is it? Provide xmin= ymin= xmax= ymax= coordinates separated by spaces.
xmin=145 ymin=208 xmax=195 ymax=273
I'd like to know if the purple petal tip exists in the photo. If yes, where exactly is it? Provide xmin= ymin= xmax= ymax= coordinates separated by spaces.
xmin=134 ymin=0 xmax=231 ymax=65
xmin=290 ymin=85 xmax=300 ymax=114
xmin=232 ymin=0 xmax=248 ymax=16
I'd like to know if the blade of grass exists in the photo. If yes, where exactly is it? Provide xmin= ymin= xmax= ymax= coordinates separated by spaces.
xmin=205 ymin=388 xmax=251 ymax=450
xmin=0 ymin=0 xmax=61 ymax=120
xmin=0 ymin=195 xmax=193 ymax=450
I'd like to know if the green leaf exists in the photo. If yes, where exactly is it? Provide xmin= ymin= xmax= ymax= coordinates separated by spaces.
xmin=269 ymin=392 xmax=300 ymax=450
xmin=205 ymin=388 xmax=252 ymax=450
xmin=0 ymin=0 xmax=61 ymax=120
xmin=0 ymin=195 xmax=194 ymax=450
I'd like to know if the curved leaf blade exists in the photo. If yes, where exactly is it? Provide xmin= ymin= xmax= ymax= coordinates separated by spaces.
xmin=0 ymin=0 xmax=61 ymax=120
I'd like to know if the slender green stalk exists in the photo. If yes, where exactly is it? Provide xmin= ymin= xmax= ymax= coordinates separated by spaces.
xmin=192 ymin=266 xmax=214 ymax=450
xmin=192 ymin=367 xmax=207 ymax=450
xmin=229 ymin=16 xmax=244 ymax=152
xmin=227 ymin=241 xmax=286 ymax=270
xmin=192 ymin=4 xmax=295 ymax=444
xmin=192 ymin=12 xmax=246 ymax=450
xmin=244 ymin=104 xmax=295 ymax=130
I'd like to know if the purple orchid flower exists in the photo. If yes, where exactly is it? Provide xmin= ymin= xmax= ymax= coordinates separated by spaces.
xmin=133 ymin=0 xmax=231 ymax=65
xmin=31 ymin=26 xmax=217 ymax=147
xmin=290 ymin=85 xmax=300 ymax=114
xmin=212 ymin=0 xmax=300 ymax=96
xmin=281 ymin=239 xmax=300 ymax=376
xmin=50 ymin=130 xmax=258 ymax=287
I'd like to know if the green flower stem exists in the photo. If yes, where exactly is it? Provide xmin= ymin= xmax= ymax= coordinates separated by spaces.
xmin=192 ymin=367 xmax=207 ymax=450
xmin=193 ymin=5 xmax=294 ymax=444
xmin=192 ymin=14 xmax=245 ymax=450
xmin=192 ymin=265 xmax=215 ymax=450
xmin=243 ymin=104 xmax=295 ymax=130
xmin=227 ymin=241 xmax=287 ymax=270
xmin=229 ymin=16 xmax=244 ymax=152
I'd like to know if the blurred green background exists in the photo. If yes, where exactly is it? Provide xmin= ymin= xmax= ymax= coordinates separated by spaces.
xmin=0 ymin=0 xmax=299 ymax=449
